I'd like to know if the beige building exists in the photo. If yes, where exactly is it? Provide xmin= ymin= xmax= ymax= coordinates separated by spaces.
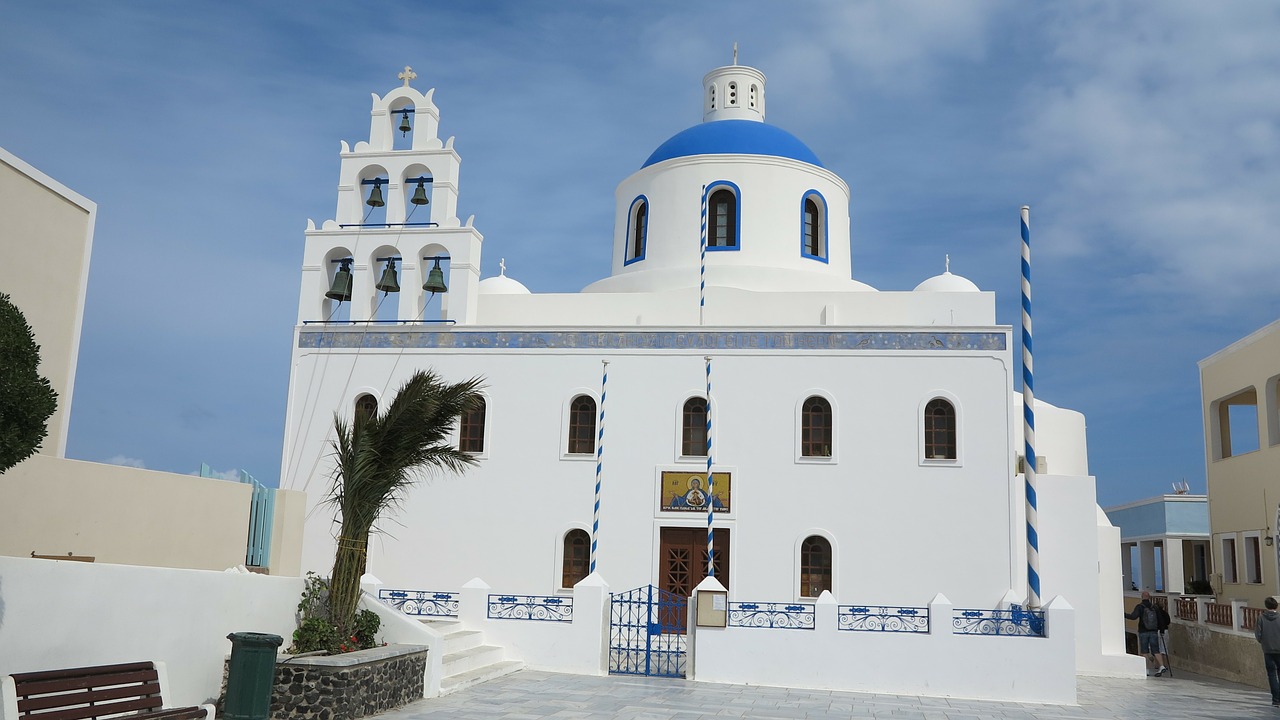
xmin=0 ymin=146 xmax=304 ymax=574
xmin=1199 ymin=319 xmax=1280 ymax=607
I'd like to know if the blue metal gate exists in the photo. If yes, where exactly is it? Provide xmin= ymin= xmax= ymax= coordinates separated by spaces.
xmin=609 ymin=585 xmax=687 ymax=677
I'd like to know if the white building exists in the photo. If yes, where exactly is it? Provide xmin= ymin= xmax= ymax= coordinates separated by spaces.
xmin=281 ymin=63 xmax=1140 ymax=701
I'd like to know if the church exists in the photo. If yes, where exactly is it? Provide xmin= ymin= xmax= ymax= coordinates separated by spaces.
xmin=280 ymin=60 xmax=1140 ymax=701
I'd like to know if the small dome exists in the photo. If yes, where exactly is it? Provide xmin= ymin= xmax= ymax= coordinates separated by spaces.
xmin=478 ymin=260 xmax=530 ymax=295
xmin=914 ymin=271 xmax=980 ymax=293
xmin=642 ymin=120 xmax=823 ymax=169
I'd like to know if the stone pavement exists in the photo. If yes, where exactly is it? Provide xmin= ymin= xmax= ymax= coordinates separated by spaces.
xmin=373 ymin=668 xmax=1276 ymax=720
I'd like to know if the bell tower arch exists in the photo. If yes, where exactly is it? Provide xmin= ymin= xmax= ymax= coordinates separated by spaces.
xmin=298 ymin=67 xmax=483 ymax=325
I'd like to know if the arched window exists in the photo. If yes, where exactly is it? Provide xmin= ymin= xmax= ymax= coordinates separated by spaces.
xmin=727 ymin=81 xmax=738 ymax=106
xmin=801 ymin=396 xmax=832 ymax=457
xmin=708 ymin=84 xmax=717 ymax=110
xmin=459 ymin=397 xmax=487 ymax=453
xmin=355 ymin=394 xmax=377 ymax=422
xmin=800 ymin=536 xmax=832 ymax=597
xmin=708 ymin=187 xmax=738 ymax=248
xmin=626 ymin=197 xmax=648 ymax=264
xmin=563 ymin=529 xmax=590 ymax=588
xmin=749 ymin=84 xmax=758 ymax=109
xmin=801 ymin=192 xmax=826 ymax=262
xmin=924 ymin=398 xmax=957 ymax=460
xmin=567 ymin=395 xmax=597 ymax=454
xmin=682 ymin=398 xmax=708 ymax=457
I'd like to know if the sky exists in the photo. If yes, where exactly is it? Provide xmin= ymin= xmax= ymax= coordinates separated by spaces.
xmin=1 ymin=2 xmax=1277 ymax=506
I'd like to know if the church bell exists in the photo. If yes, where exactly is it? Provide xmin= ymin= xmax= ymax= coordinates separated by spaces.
xmin=325 ymin=259 xmax=354 ymax=302
xmin=423 ymin=258 xmax=448 ymax=294
xmin=366 ymin=181 xmax=385 ymax=208
xmin=410 ymin=180 xmax=429 ymax=206
xmin=399 ymin=110 xmax=412 ymax=136
xmin=375 ymin=258 xmax=401 ymax=294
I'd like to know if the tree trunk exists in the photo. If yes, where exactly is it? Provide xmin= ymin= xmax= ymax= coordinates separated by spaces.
xmin=329 ymin=522 xmax=369 ymax=641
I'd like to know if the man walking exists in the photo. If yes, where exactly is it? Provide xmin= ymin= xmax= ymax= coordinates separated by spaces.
xmin=1125 ymin=591 xmax=1168 ymax=676
xmin=1254 ymin=596 xmax=1280 ymax=706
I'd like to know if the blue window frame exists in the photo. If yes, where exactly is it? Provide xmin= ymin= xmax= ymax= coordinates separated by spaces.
xmin=800 ymin=190 xmax=828 ymax=263
xmin=625 ymin=196 xmax=648 ymax=265
xmin=705 ymin=181 xmax=741 ymax=251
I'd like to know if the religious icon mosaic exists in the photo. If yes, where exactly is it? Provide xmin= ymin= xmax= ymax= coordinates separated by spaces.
xmin=660 ymin=471 xmax=730 ymax=513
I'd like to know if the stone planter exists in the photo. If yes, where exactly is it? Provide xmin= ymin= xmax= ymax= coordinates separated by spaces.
xmin=220 ymin=644 xmax=427 ymax=720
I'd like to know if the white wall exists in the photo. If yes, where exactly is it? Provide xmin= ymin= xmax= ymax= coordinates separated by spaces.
xmin=284 ymin=343 xmax=1020 ymax=609
xmin=0 ymin=556 xmax=301 ymax=707
xmin=0 ymin=454 xmax=304 ymax=575
xmin=0 ymin=147 xmax=95 ymax=458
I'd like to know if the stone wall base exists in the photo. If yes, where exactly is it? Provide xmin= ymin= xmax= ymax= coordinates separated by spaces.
xmin=219 ymin=645 xmax=426 ymax=720
xmin=1169 ymin=623 xmax=1265 ymax=689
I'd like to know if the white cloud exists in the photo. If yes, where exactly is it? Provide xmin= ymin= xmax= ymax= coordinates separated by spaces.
xmin=1016 ymin=2 xmax=1280 ymax=312
xmin=104 ymin=455 xmax=146 ymax=469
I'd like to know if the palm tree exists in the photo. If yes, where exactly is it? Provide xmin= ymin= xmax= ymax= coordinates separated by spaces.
xmin=326 ymin=369 xmax=484 ymax=638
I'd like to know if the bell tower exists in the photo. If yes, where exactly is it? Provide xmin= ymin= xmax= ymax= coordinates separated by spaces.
xmin=297 ymin=66 xmax=483 ymax=326
xmin=702 ymin=63 xmax=766 ymax=123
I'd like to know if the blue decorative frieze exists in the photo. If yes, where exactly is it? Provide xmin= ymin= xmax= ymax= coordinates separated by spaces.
xmin=837 ymin=605 xmax=930 ymax=633
xmin=378 ymin=589 xmax=459 ymax=618
xmin=728 ymin=602 xmax=815 ymax=630
xmin=299 ymin=329 xmax=1006 ymax=353
xmin=488 ymin=594 xmax=574 ymax=623
xmin=953 ymin=606 xmax=1046 ymax=637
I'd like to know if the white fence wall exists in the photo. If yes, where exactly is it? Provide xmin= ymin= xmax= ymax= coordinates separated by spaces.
xmin=456 ymin=575 xmax=609 ymax=676
xmin=0 ymin=556 xmax=301 ymax=708
xmin=689 ymin=592 xmax=1077 ymax=705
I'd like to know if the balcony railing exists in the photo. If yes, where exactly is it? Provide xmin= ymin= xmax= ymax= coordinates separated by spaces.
xmin=1176 ymin=596 xmax=1198 ymax=621
xmin=1242 ymin=606 xmax=1265 ymax=631
xmin=1205 ymin=602 xmax=1233 ymax=627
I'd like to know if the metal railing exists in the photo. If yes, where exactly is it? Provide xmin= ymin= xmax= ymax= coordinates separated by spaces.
xmin=837 ymin=605 xmax=930 ymax=633
xmin=727 ymin=602 xmax=815 ymax=630
xmin=488 ymin=594 xmax=574 ymax=622
xmin=953 ymin=606 xmax=1046 ymax=637
xmin=378 ymin=589 xmax=459 ymax=618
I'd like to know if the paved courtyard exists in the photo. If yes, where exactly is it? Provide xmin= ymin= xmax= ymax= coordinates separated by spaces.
xmin=374 ymin=669 xmax=1275 ymax=720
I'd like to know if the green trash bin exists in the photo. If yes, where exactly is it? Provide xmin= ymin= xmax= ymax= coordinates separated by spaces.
xmin=224 ymin=632 xmax=283 ymax=720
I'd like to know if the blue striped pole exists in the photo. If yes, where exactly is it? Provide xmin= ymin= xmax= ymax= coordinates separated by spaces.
xmin=1021 ymin=205 xmax=1041 ymax=609
xmin=590 ymin=360 xmax=608 ymax=574
xmin=705 ymin=355 xmax=715 ymax=577
xmin=699 ymin=185 xmax=708 ymax=326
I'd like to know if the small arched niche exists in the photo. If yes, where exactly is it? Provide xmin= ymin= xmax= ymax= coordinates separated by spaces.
xmin=401 ymin=163 xmax=435 ymax=226
xmin=389 ymin=100 xmax=415 ymax=152
xmin=322 ymin=246 xmax=355 ymax=323
xmin=357 ymin=165 xmax=391 ymax=228
xmin=417 ymin=242 xmax=451 ymax=322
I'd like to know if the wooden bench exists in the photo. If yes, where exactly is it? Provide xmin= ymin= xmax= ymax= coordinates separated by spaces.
xmin=1 ymin=662 xmax=212 ymax=720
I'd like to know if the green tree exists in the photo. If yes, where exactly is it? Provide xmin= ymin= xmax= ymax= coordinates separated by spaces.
xmin=326 ymin=369 xmax=483 ymax=638
xmin=0 ymin=293 xmax=57 ymax=472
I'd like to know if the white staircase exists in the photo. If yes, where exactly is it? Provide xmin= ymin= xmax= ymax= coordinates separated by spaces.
xmin=425 ymin=619 xmax=523 ymax=696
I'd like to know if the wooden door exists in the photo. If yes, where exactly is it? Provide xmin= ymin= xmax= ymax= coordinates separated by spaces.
xmin=659 ymin=527 xmax=730 ymax=600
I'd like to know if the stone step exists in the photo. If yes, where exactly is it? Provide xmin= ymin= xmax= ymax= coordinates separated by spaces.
xmin=442 ymin=628 xmax=484 ymax=655
xmin=443 ymin=644 xmax=506 ymax=677
xmin=439 ymin=661 xmax=524 ymax=697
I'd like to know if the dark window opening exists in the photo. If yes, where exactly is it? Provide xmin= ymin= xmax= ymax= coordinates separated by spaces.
xmin=682 ymin=398 xmax=708 ymax=457
xmin=568 ymin=396 xmax=597 ymax=454
xmin=459 ymin=397 xmax=487 ymax=453
xmin=924 ymin=398 xmax=956 ymax=460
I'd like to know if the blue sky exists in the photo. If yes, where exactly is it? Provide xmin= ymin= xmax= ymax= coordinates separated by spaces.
xmin=2 ymin=2 xmax=1277 ymax=505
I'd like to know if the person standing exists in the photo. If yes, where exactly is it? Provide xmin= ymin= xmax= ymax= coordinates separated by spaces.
xmin=1254 ymin=596 xmax=1280 ymax=706
xmin=1125 ymin=592 xmax=1169 ymax=676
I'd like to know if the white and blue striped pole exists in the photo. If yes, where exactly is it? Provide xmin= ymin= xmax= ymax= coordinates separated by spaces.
xmin=1021 ymin=205 xmax=1041 ymax=609
xmin=699 ymin=184 xmax=708 ymax=326
xmin=705 ymin=355 xmax=715 ymax=577
xmin=590 ymin=360 xmax=609 ymax=574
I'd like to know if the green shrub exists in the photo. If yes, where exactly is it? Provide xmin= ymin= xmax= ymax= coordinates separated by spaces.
xmin=353 ymin=609 xmax=381 ymax=649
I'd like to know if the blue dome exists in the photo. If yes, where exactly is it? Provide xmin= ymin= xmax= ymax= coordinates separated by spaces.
xmin=642 ymin=120 xmax=823 ymax=169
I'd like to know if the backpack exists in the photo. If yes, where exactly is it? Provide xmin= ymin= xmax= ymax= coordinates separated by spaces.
xmin=1142 ymin=604 xmax=1159 ymax=630
xmin=1157 ymin=606 xmax=1172 ymax=631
